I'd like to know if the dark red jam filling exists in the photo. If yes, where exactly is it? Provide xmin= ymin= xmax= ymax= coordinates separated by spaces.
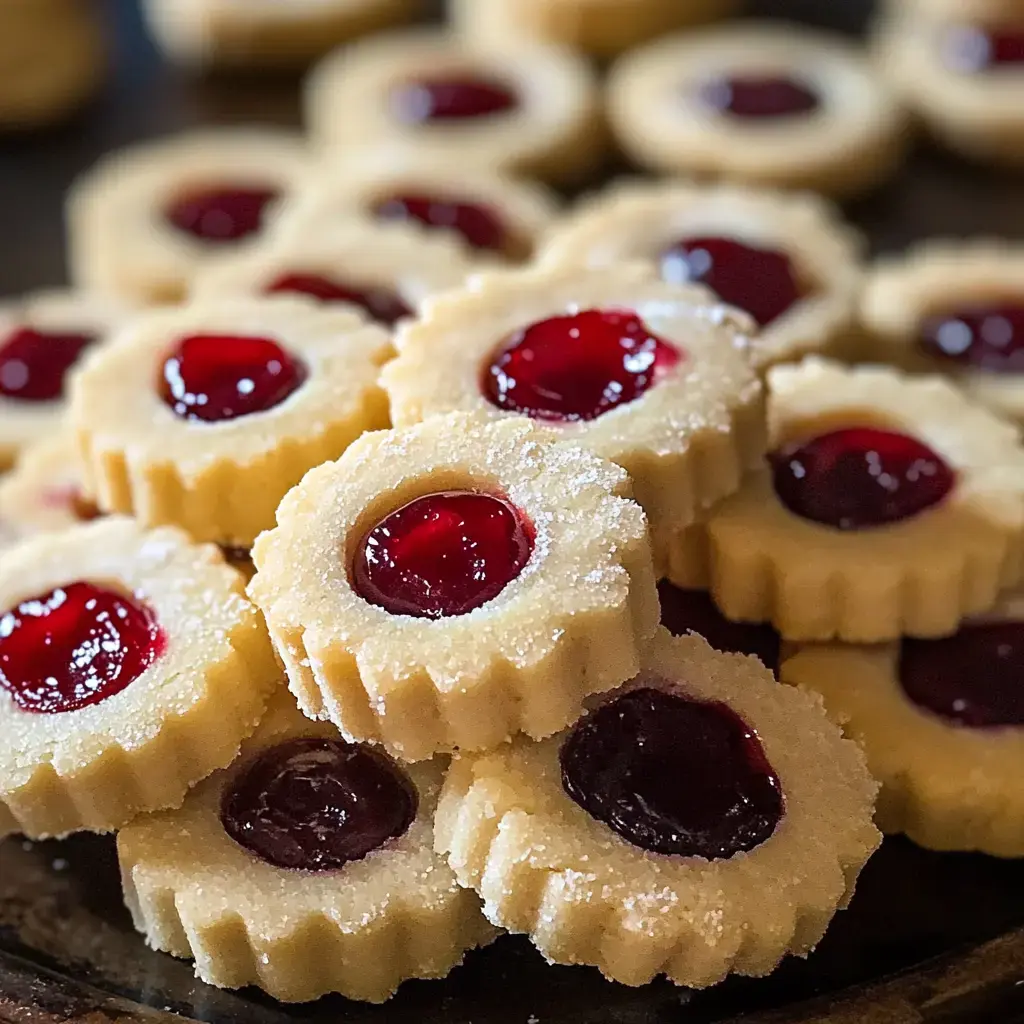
xmin=0 ymin=582 xmax=165 ymax=714
xmin=769 ymin=427 xmax=955 ymax=530
xmin=900 ymin=623 xmax=1024 ymax=728
xmin=265 ymin=272 xmax=412 ymax=326
xmin=353 ymin=490 xmax=534 ymax=619
xmin=164 ymin=186 xmax=279 ymax=243
xmin=660 ymin=236 xmax=804 ymax=328
xmin=159 ymin=333 xmax=307 ymax=423
xmin=919 ymin=303 xmax=1024 ymax=373
xmin=942 ymin=25 xmax=1024 ymax=72
xmin=482 ymin=309 xmax=681 ymax=423
xmin=390 ymin=74 xmax=519 ymax=124
xmin=560 ymin=686 xmax=783 ymax=859
xmin=0 ymin=327 xmax=95 ymax=402
xmin=373 ymin=193 xmax=509 ymax=254
xmin=698 ymin=73 xmax=821 ymax=119
xmin=220 ymin=737 xmax=418 ymax=871
xmin=658 ymin=582 xmax=781 ymax=677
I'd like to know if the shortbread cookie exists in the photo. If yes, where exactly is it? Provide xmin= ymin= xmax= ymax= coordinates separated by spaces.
xmin=436 ymin=630 xmax=880 ymax=988
xmin=305 ymin=29 xmax=603 ymax=185
xmin=249 ymin=413 xmax=659 ymax=762
xmin=381 ymin=262 xmax=764 ymax=539
xmin=0 ymin=289 xmax=130 ymax=469
xmin=540 ymin=181 xmax=864 ymax=369
xmin=272 ymin=156 xmax=559 ymax=260
xmin=609 ymin=23 xmax=909 ymax=197
xmin=67 ymin=130 xmax=311 ymax=303
xmin=118 ymin=690 xmax=497 ymax=1003
xmin=142 ymin=0 xmax=418 ymax=69
xmin=874 ymin=7 xmax=1024 ymax=166
xmin=698 ymin=359 xmax=1024 ymax=642
xmin=783 ymin=589 xmax=1024 ymax=856
xmin=0 ymin=516 xmax=277 ymax=840
xmin=191 ymin=219 xmax=478 ymax=326
xmin=861 ymin=240 xmax=1024 ymax=422
xmin=70 ymin=298 xmax=392 ymax=546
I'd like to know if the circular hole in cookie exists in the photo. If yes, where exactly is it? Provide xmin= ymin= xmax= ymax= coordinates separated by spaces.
xmin=0 ymin=325 xmax=97 ymax=402
xmin=164 ymin=184 xmax=280 ymax=243
xmin=918 ymin=299 xmax=1024 ymax=373
xmin=264 ymin=272 xmax=412 ymax=326
xmin=373 ymin=192 xmax=515 ymax=255
xmin=941 ymin=23 xmax=1024 ymax=73
xmin=695 ymin=71 xmax=821 ymax=120
xmin=390 ymin=72 xmax=520 ymax=125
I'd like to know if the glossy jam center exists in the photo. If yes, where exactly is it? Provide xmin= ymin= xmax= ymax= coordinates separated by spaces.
xmin=0 ymin=326 xmax=95 ymax=402
xmin=391 ymin=74 xmax=519 ymax=123
xmin=943 ymin=25 xmax=1024 ymax=72
xmin=0 ymin=582 xmax=165 ymax=714
xmin=900 ymin=623 xmax=1024 ymax=728
xmin=373 ymin=193 xmax=509 ymax=254
xmin=560 ymin=687 xmax=783 ymax=859
xmin=220 ymin=737 xmax=418 ymax=871
xmin=661 ymin=236 xmax=803 ymax=327
xmin=482 ymin=309 xmax=681 ymax=423
xmin=919 ymin=303 xmax=1024 ymax=373
xmin=159 ymin=333 xmax=306 ymax=423
xmin=164 ymin=186 xmax=279 ymax=243
xmin=769 ymin=427 xmax=955 ymax=530
xmin=353 ymin=490 xmax=534 ymax=619
xmin=265 ymin=272 xmax=412 ymax=326
xmin=658 ymin=582 xmax=781 ymax=677
xmin=699 ymin=73 xmax=820 ymax=119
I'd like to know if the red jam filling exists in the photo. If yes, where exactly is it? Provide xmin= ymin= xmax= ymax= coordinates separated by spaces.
xmin=353 ymin=490 xmax=534 ymax=620
xmin=373 ymin=193 xmax=509 ymax=254
xmin=0 ymin=582 xmax=165 ymax=714
xmin=482 ymin=309 xmax=681 ymax=423
xmin=560 ymin=686 xmax=784 ymax=859
xmin=220 ymin=737 xmax=418 ymax=871
xmin=658 ymin=582 xmax=781 ymax=677
xmin=390 ymin=74 xmax=519 ymax=124
xmin=0 ymin=327 xmax=95 ymax=402
xmin=900 ymin=623 xmax=1024 ymax=728
xmin=919 ymin=303 xmax=1024 ymax=373
xmin=164 ymin=186 xmax=279 ymax=243
xmin=661 ymin=236 xmax=804 ymax=327
xmin=769 ymin=427 xmax=955 ymax=530
xmin=698 ymin=73 xmax=820 ymax=119
xmin=943 ymin=25 xmax=1024 ymax=72
xmin=159 ymin=334 xmax=307 ymax=423
xmin=265 ymin=272 xmax=412 ymax=326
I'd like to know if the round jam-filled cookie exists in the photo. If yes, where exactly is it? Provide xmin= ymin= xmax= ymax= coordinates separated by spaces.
xmin=539 ymin=181 xmax=864 ymax=370
xmin=0 ymin=517 xmax=278 ymax=841
xmin=382 ymin=262 xmax=764 ymax=541
xmin=249 ymin=413 xmax=659 ymax=762
xmin=190 ymin=219 xmax=478 ymax=326
xmin=117 ymin=691 xmax=497 ymax=1003
xmin=435 ymin=630 xmax=880 ymax=988
xmin=874 ymin=6 xmax=1024 ymax=167
xmin=689 ymin=358 xmax=1024 ymax=643
xmin=272 ymin=156 xmax=559 ymax=261
xmin=305 ymin=29 xmax=603 ymax=185
xmin=67 ymin=130 xmax=311 ymax=303
xmin=783 ymin=589 xmax=1024 ymax=856
xmin=861 ymin=240 xmax=1024 ymax=423
xmin=609 ymin=23 xmax=909 ymax=198
xmin=70 ymin=298 xmax=392 ymax=546
xmin=142 ymin=0 xmax=418 ymax=69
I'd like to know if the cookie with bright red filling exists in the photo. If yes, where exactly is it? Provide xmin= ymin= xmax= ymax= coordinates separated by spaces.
xmin=70 ymin=298 xmax=392 ymax=546
xmin=0 ymin=517 xmax=277 ymax=841
xmin=436 ymin=630 xmax=879 ymax=989
xmin=248 ymin=413 xmax=659 ymax=762
xmin=117 ymin=691 xmax=497 ymax=1003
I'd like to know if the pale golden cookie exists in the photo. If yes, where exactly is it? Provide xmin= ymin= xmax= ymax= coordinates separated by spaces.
xmin=305 ymin=28 xmax=604 ymax=185
xmin=67 ymin=130 xmax=311 ymax=303
xmin=436 ymin=630 xmax=880 ymax=988
xmin=0 ymin=516 xmax=278 ymax=840
xmin=540 ymin=181 xmax=865 ymax=370
xmin=70 ymin=298 xmax=392 ymax=546
xmin=609 ymin=23 xmax=909 ymax=198
xmin=249 ymin=413 xmax=659 ymax=762
xmin=118 ymin=690 xmax=497 ymax=1003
